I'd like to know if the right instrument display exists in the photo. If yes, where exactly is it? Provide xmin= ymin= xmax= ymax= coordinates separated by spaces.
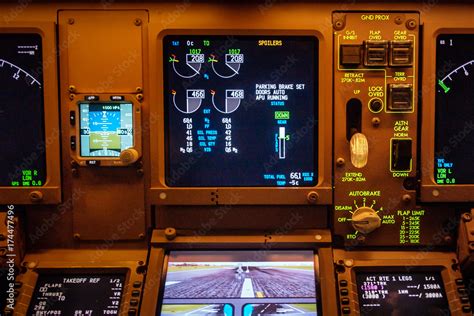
xmin=435 ymin=34 xmax=474 ymax=185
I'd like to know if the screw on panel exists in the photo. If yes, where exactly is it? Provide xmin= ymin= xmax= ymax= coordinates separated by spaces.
xmin=402 ymin=194 xmax=412 ymax=203
xmin=344 ymin=259 xmax=354 ymax=267
xmin=165 ymin=227 xmax=177 ymax=240
xmin=336 ymin=157 xmax=345 ymax=167
xmin=69 ymin=94 xmax=75 ymax=101
xmin=136 ymin=87 xmax=143 ymax=93
xmin=334 ymin=19 xmax=345 ymax=31
xmin=134 ymin=18 xmax=142 ymax=26
xmin=307 ymin=191 xmax=319 ymax=204
xmin=136 ymin=168 xmax=144 ymax=176
xmin=394 ymin=16 xmax=404 ymax=25
xmin=462 ymin=213 xmax=472 ymax=222
xmin=406 ymin=19 xmax=417 ymax=30
xmin=68 ymin=18 xmax=75 ymax=25
xmin=138 ymin=233 xmax=145 ymax=239
xmin=371 ymin=117 xmax=381 ymax=127
xmin=73 ymin=233 xmax=81 ymax=240
xmin=469 ymin=243 xmax=474 ymax=252
xmin=68 ymin=85 xmax=76 ymax=93
xmin=29 ymin=191 xmax=43 ymax=203
xmin=136 ymin=93 xmax=144 ymax=101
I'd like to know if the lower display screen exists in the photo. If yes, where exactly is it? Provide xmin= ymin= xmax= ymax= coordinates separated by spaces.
xmin=27 ymin=270 xmax=125 ymax=315
xmin=79 ymin=102 xmax=134 ymax=157
xmin=356 ymin=271 xmax=450 ymax=316
xmin=159 ymin=251 xmax=318 ymax=315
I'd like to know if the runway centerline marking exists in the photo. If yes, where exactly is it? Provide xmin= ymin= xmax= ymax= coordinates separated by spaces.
xmin=241 ymin=278 xmax=255 ymax=298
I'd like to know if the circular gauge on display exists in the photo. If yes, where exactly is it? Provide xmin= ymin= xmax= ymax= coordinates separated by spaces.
xmin=435 ymin=34 xmax=474 ymax=185
xmin=0 ymin=33 xmax=45 ymax=187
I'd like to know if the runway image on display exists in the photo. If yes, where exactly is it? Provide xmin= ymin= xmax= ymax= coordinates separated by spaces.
xmin=159 ymin=251 xmax=318 ymax=315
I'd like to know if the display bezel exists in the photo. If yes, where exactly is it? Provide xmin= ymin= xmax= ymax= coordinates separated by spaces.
xmin=420 ymin=26 xmax=474 ymax=202
xmin=70 ymin=98 xmax=142 ymax=167
xmin=156 ymin=249 xmax=322 ymax=316
xmin=0 ymin=23 xmax=61 ymax=204
xmin=150 ymin=29 xmax=332 ymax=205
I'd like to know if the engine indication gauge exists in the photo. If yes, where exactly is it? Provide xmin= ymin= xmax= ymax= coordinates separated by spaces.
xmin=0 ymin=33 xmax=45 ymax=187
xmin=435 ymin=34 xmax=474 ymax=185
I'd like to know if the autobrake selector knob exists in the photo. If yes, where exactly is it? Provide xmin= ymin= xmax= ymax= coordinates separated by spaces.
xmin=351 ymin=206 xmax=381 ymax=235
xmin=120 ymin=148 xmax=139 ymax=165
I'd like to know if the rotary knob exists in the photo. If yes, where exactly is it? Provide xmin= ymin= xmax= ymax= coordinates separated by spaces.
xmin=351 ymin=206 xmax=381 ymax=235
xmin=119 ymin=148 xmax=139 ymax=165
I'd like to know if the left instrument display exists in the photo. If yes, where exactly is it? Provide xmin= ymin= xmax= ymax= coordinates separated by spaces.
xmin=0 ymin=33 xmax=45 ymax=187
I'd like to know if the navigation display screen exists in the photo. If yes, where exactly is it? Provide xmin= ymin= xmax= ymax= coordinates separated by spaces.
xmin=27 ymin=270 xmax=126 ymax=315
xmin=435 ymin=34 xmax=474 ymax=184
xmin=0 ymin=33 xmax=45 ymax=187
xmin=356 ymin=271 xmax=450 ymax=316
xmin=164 ymin=35 xmax=318 ymax=187
xmin=159 ymin=250 xmax=318 ymax=315
xmin=79 ymin=102 xmax=134 ymax=157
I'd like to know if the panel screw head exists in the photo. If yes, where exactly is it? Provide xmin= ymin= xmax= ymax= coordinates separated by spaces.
xmin=336 ymin=157 xmax=345 ymax=166
xmin=334 ymin=19 xmax=345 ymax=30
xmin=73 ymin=233 xmax=81 ymax=240
xmin=134 ymin=18 xmax=142 ymax=26
xmin=307 ymin=191 xmax=319 ymax=204
xmin=406 ymin=19 xmax=417 ymax=30
xmin=462 ymin=213 xmax=472 ymax=222
xmin=29 ymin=191 xmax=43 ymax=203
xmin=372 ymin=117 xmax=381 ymax=127
xmin=136 ymin=93 xmax=144 ymax=101
xmin=402 ymin=194 xmax=412 ymax=203
xmin=68 ymin=18 xmax=75 ymax=25
xmin=165 ymin=227 xmax=177 ymax=240
xmin=394 ymin=16 xmax=404 ymax=25
xmin=136 ymin=87 xmax=143 ymax=93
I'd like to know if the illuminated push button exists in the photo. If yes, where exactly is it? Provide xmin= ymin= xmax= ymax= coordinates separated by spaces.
xmin=350 ymin=133 xmax=368 ymax=168
xmin=133 ymin=281 xmax=142 ymax=288
xmin=120 ymin=148 xmax=139 ymax=165
xmin=455 ymin=278 xmax=464 ymax=286
xmin=351 ymin=207 xmax=381 ymax=235
xmin=130 ymin=299 xmax=138 ymax=306
xmin=131 ymin=290 xmax=140 ymax=297
xmin=342 ymin=307 xmax=351 ymax=314
xmin=339 ymin=280 xmax=348 ymax=287
xmin=341 ymin=297 xmax=350 ymax=305
xmin=461 ymin=297 xmax=470 ymax=304
xmin=128 ymin=308 xmax=137 ymax=315
xmin=340 ymin=288 xmax=349 ymax=296
xmin=462 ymin=305 xmax=471 ymax=313
xmin=340 ymin=45 xmax=361 ymax=66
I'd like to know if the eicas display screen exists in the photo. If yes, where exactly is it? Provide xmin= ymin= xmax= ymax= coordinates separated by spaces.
xmin=79 ymin=102 xmax=134 ymax=157
xmin=0 ymin=34 xmax=45 ymax=187
xmin=164 ymin=35 xmax=318 ymax=187
xmin=356 ymin=271 xmax=450 ymax=316
xmin=27 ymin=271 xmax=125 ymax=315
xmin=159 ymin=250 xmax=319 ymax=316
xmin=435 ymin=34 xmax=474 ymax=184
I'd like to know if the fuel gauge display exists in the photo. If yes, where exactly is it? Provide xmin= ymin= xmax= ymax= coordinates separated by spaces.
xmin=0 ymin=33 xmax=45 ymax=187
xmin=435 ymin=34 xmax=474 ymax=185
